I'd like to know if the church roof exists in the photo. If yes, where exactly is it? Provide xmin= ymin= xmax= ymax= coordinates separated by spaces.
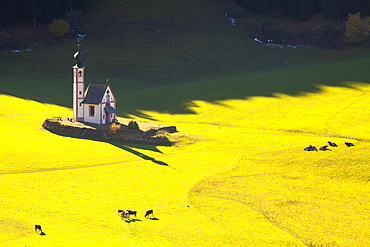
xmin=74 ymin=51 xmax=84 ymax=67
xmin=81 ymin=83 xmax=109 ymax=104
xmin=104 ymin=105 xmax=116 ymax=113
xmin=73 ymin=44 xmax=84 ymax=67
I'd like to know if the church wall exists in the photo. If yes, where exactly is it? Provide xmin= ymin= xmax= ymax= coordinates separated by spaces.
xmin=102 ymin=86 xmax=116 ymax=124
xmin=102 ymin=89 xmax=114 ymax=103
xmin=73 ymin=66 xmax=85 ymax=122
xmin=83 ymin=104 xmax=101 ymax=124
xmin=100 ymin=104 xmax=105 ymax=124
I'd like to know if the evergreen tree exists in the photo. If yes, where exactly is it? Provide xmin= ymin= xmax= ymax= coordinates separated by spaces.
xmin=22 ymin=0 xmax=43 ymax=27
xmin=0 ymin=0 xmax=89 ymax=30
xmin=366 ymin=0 xmax=370 ymax=15
xmin=40 ymin=0 xmax=64 ymax=23
xmin=345 ymin=0 xmax=366 ymax=14
xmin=235 ymin=0 xmax=251 ymax=9
xmin=0 ymin=0 xmax=18 ymax=29
xmin=250 ymin=0 xmax=266 ymax=14
xmin=289 ymin=0 xmax=300 ymax=18
xmin=321 ymin=0 xmax=342 ymax=20
xmin=299 ymin=0 xmax=319 ymax=21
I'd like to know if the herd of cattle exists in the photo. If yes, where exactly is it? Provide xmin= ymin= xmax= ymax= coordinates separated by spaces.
xmin=32 ymin=141 xmax=356 ymax=236
xmin=304 ymin=141 xmax=355 ymax=151
xmin=35 ymin=209 xmax=154 ymax=235
xmin=118 ymin=209 xmax=154 ymax=220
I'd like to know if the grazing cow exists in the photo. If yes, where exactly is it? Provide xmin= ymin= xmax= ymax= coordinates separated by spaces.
xmin=145 ymin=210 xmax=153 ymax=218
xmin=345 ymin=142 xmax=355 ymax=147
xmin=328 ymin=141 xmax=338 ymax=147
xmin=319 ymin=145 xmax=330 ymax=151
xmin=127 ymin=210 xmax=137 ymax=218
xmin=121 ymin=210 xmax=137 ymax=219
xmin=35 ymin=225 xmax=42 ymax=234
xmin=304 ymin=145 xmax=317 ymax=151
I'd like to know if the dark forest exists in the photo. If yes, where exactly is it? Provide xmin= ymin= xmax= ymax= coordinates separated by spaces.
xmin=0 ymin=0 xmax=89 ymax=29
xmin=236 ymin=0 xmax=370 ymax=21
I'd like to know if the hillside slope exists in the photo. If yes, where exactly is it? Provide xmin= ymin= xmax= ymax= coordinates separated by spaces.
xmin=1 ymin=1 xmax=370 ymax=246
xmin=79 ymin=0 xmax=352 ymax=84
xmin=1 ymin=0 xmax=350 ymax=86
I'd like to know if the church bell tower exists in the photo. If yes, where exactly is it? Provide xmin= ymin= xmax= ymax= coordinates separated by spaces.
xmin=73 ymin=45 xmax=85 ymax=122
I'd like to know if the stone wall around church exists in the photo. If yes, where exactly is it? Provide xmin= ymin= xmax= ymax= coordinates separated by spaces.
xmin=42 ymin=118 xmax=176 ymax=145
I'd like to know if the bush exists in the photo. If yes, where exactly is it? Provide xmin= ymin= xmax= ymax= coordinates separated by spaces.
xmin=48 ymin=19 xmax=70 ymax=38
xmin=128 ymin=120 xmax=140 ymax=130
xmin=110 ymin=123 xmax=121 ymax=134
xmin=344 ymin=12 xmax=370 ymax=44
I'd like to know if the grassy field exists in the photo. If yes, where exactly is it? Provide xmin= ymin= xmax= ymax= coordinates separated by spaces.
xmin=1 ymin=62 xmax=370 ymax=246
xmin=1 ymin=0 xmax=370 ymax=246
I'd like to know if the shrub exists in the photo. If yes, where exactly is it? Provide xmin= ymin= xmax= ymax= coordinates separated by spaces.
xmin=344 ymin=12 xmax=370 ymax=44
xmin=110 ymin=123 xmax=121 ymax=134
xmin=48 ymin=19 xmax=70 ymax=38
xmin=128 ymin=120 xmax=139 ymax=130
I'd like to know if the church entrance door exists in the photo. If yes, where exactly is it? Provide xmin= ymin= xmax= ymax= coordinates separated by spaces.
xmin=106 ymin=113 xmax=110 ymax=123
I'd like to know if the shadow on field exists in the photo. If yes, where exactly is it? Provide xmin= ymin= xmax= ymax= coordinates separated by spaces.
xmin=110 ymin=142 xmax=170 ymax=166
xmin=116 ymin=58 xmax=370 ymax=119
xmin=2 ymin=38 xmax=370 ymax=121
xmin=2 ymin=55 xmax=370 ymax=122
xmin=124 ymin=219 xmax=142 ymax=223
xmin=44 ymin=129 xmax=170 ymax=167
xmin=1 ymin=0 xmax=370 ymax=119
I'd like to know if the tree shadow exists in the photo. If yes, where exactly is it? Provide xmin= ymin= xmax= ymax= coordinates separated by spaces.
xmin=116 ymin=61 xmax=370 ymax=119
xmin=2 ymin=51 xmax=370 ymax=121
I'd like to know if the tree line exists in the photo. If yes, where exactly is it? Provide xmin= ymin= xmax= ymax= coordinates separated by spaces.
xmin=235 ymin=0 xmax=370 ymax=21
xmin=0 ymin=0 xmax=90 ymax=29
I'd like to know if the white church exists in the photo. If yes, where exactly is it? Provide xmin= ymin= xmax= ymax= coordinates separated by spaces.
xmin=72 ymin=47 xmax=117 ymax=125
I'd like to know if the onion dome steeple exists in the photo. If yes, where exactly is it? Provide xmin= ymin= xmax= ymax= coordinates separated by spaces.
xmin=73 ymin=44 xmax=84 ymax=67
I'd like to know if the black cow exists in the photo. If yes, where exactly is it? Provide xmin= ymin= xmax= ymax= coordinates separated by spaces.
xmin=328 ymin=141 xmax=338 ymax=147
xmin=304 ymin=145 xmax=317 ymax=151
xmin=35 ymin=225 xmax=42 ymax=234
xmin=319 ymin=145 xmax=330 ymax=151
xmin=345 ymin=142 xmax=355 ymax=147
xmin=145 ymin=210 xmax=153 ymax=218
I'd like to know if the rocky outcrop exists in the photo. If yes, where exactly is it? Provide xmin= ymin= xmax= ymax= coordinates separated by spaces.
xmin=42 ymin=119 xmax=174 ymax=144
